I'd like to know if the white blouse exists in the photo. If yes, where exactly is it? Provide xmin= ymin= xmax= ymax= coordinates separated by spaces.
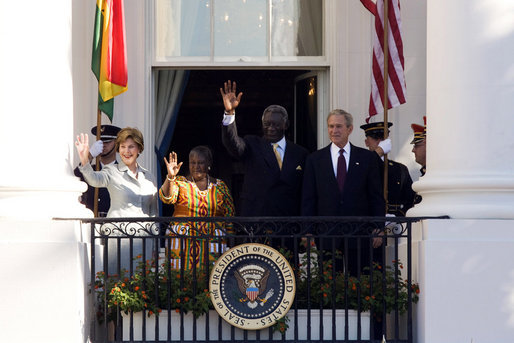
xmin=79 ymin=160 xmax=158 ymax=218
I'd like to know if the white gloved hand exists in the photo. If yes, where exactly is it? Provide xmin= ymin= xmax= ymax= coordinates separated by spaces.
xmin=378 ymin=138 xmax=392 ymax=154
xmin=89 ymin=140 xmax=104 ymax=158
xmin=384 ymin=213 xmax=395 ymax=228
xmin=385 ymin=213 xmax=402 ymax=234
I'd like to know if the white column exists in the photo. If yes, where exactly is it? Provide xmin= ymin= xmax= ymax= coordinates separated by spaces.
xmin=409 ymin=0 xmax=514 ymax=219
xmin=413 ymin=219 xmax=514 ymax=343
xmin=409 ymin=2 xmax=514 ymax=342
xmin=0 ymin=2 xmax=90 ymax=219
xmin=0 ymin=1 xmax=91 ymax=342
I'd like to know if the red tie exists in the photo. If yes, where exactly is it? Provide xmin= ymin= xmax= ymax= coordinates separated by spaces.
xmin=337 ymin=149 xmax=347 ymax=192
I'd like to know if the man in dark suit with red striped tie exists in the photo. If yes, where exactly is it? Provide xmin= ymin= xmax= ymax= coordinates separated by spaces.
xmin=301 ymin=109 xmax=385 ymax=275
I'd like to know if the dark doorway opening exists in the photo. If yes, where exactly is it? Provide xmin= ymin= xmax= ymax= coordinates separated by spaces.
xmin=161 ymin=69 xmax=316 ymax=216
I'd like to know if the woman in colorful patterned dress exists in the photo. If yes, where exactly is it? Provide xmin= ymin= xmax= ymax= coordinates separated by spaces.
xmin=159 ymin=146 xmax=235 ymax=269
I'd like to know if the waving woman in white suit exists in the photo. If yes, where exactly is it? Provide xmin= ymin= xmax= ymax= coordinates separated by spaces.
xmin=75 ymin=127 xmax=157 ymax=218
xmin=75 ymin=127 xmax=158 ymax=273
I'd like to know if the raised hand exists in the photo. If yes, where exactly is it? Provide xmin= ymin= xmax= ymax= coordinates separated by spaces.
xmin=219 ymin=80 xmax=243 ymax=114
xmin=164 ymin=151 xmax=183 ymax=179
xmin=75 ymin=133 xmax=91 ymax=166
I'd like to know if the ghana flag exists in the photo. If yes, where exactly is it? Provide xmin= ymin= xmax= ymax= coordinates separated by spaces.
xmin=91 ymin=0 xmax=128 ymax=121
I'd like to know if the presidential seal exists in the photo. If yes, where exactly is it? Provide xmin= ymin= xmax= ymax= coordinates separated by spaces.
xmin=209 ymin=243 xmax=295 ymax=330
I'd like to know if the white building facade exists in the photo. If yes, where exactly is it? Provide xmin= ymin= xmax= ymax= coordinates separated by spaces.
xmin=0 ymin=0 xmax=513 ymax=342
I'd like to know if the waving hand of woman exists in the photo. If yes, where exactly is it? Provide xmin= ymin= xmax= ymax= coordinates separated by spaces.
xmin=75 ymin=133 xmax=91 ymax=166
xmin=164 ymin=151 xmax=183 ymax=180
xmin=160 ymin=151 xmax=183 ymax=200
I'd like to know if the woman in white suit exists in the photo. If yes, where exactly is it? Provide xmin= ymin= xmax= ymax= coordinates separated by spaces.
xmin=75 ymin=127 xmax=158 ymax=274
xmin=76 ymin=127 xmax=157 ymax=218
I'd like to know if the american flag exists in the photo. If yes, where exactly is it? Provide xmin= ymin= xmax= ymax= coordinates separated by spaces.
xmin=361 ymin=0 xmax=406 ymax=122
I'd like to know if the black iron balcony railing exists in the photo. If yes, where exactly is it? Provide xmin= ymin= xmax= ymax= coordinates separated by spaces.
xmin=78 ymin=216 xmax=434 ymax=343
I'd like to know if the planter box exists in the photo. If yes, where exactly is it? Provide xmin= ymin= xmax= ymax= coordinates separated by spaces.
xmin=121 ymin=309 xmax=370 ymax=341
xmin=287 ymin=309 xmax=370 ymax=340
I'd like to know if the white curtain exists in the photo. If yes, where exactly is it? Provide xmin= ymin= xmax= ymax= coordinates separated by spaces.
xmin=156 ymin=0 xmax=208 ymax=57
xmin=271 ymin=0 xmax=299 ymax=56
xmin=155 ymin=0 xmax=179 ymax=58
xmin=271 ymin=0 xmax=322 ymax=56
xmin=156 ymin=0 xmax=322 ymax=58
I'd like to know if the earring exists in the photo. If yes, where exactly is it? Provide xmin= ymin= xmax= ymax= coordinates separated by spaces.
xmin=208 ymin=166 xmax=211 ymax=170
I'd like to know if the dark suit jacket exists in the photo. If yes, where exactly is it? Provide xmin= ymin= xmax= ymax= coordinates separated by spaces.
xmin=74 ymin=163 xmax=112 ymax=215
xmin=385 ymin=159 xmax=415 ymax=216
xmin=301 ymin=143 xmax=385 ymax=217
xmin=222 ymin=122 xmax=308 ymax=216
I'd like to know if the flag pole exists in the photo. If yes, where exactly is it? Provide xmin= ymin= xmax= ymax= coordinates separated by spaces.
xmin=382 ymin=0 xmax=390 ymax=211
xmin=93 ymin=108 xmax=102 ymax=217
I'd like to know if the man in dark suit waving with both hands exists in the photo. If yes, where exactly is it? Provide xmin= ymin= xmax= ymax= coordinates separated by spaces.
xmin=219 ymin=80 xmax=308 ymax=218
xmin=302 ymin=109 xmax=385 ymax=276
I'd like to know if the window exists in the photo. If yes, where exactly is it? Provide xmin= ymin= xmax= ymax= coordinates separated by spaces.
xmin=155 ymin=0 xmax=323 ymax=61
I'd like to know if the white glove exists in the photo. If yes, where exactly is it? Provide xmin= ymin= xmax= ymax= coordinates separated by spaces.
xmin=385 ymin=213 xmax=395 ymax=227
xmin=378 ymin=138 xmax=392 ymax=154
xmin=89 ymin=140 xmax=104 ymax=158
xmin=385 ymin=213 xmax=402 ymax=234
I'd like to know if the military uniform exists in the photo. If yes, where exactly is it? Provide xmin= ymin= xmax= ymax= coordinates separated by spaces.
xmin=360 ymin=121 xmax=415 ymax=216
xmin=385 ymin=159 xmax=416 ymax=216
xmin=74 ymin=162 xmax=114 ymax=216
xmin=74 ymin=124 xmax=121 ymax=216
xmin=410 ymin=118 xmax=426 ymax=205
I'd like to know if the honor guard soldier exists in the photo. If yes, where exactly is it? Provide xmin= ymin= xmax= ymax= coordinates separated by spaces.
xmin=360 ymin=121 xmax=416 ymax=216
xmin=411 ymin=116 xmax=426 ymax=176
xmin=74 ymin=124 xmax=121 ymax=216
xmin=410 ymin=116 xmax=426 ymax=204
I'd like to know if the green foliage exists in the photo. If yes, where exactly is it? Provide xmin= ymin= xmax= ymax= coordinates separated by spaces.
xmin=272 ymin=315 xmax=290 ymax=334
xmin=295 ymin=249 xmax=420 ymax=316
xmin=94 ymin=254 xmax=213 ymax=323
xmin=94 ymin=249 xmax=420 ymax=335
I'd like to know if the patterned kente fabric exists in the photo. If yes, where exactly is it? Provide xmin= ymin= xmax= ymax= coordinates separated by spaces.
xmin=159 ymin=175 xmax=235 ymax=269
